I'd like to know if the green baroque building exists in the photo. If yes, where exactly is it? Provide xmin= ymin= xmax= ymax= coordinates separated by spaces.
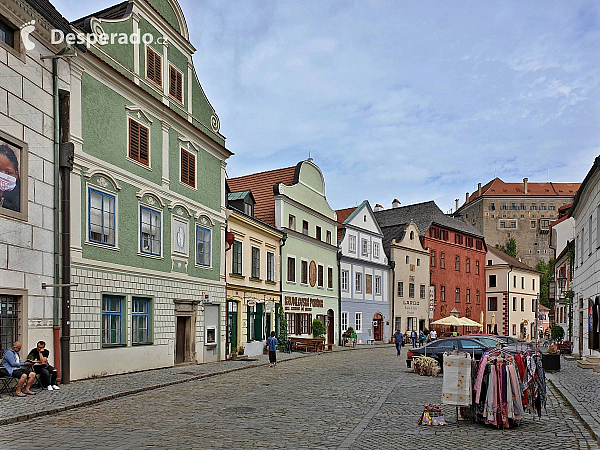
xmin=68 ymin=0 xmax=231 ymax=379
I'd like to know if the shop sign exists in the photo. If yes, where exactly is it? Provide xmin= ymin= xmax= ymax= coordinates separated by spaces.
xmin=284 ymin=295 xmax=324 ymax=312
xmin=429 ymin=286 xmax=435 ymax=319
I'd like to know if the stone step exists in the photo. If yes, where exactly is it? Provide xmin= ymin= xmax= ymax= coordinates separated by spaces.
xmin=564 ymin=355 xmax=576 ymax=361
xmin=585 ymin=356 xmax=600 ymax=364
xmin=594 ymin=365 xmax=600 ymax=373
xmin=576 ymin=360 xmax=597 ymax=369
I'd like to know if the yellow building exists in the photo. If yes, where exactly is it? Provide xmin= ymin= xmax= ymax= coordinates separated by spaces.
xmin=226 ymin=189 xmax=283 ymax=357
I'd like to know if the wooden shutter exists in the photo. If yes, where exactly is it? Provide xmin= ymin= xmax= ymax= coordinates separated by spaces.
xmin=181 ymin=148 xmax=195 ymax=188
xmin=147 ymin=47 xmax=162 ymax=86
xmin=129 ymin=119 xmax=149 ymax=166
xmin=169 ymin=65 xmax=183 ymax=102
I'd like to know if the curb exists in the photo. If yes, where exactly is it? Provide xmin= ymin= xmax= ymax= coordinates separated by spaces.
xmin=547 ymin=375 xmax=599 ymax=444
xmin=0 ymin=344 xmax=389 ymax=426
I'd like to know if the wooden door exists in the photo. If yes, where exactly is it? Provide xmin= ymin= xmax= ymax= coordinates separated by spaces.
xmin=176 ymin=316 xmax=186 ymax=364
xmin=228 ymin=311 xmax=238 ymax=354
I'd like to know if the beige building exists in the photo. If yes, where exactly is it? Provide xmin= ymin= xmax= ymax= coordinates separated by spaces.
xmin=226 ymin=189 xmax=283 ymax=357
xmin=384 ymin=222 xmax=431 ymax=334
xmin=455 ymin=178 xmax=579 ymax=267
xmin=485 ymin=247 xmax=540 ymax=340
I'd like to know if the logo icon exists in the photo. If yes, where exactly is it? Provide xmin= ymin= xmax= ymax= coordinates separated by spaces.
xmin=20 ymin=20 xmax=36 ymax=51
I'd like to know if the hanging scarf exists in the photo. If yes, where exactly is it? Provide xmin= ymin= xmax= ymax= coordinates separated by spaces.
xmin=474 ymin=353 xmax=489 ymax=403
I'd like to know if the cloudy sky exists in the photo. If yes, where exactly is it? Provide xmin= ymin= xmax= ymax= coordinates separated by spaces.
xmin=53 ymin=0 xmax=600 ymax=212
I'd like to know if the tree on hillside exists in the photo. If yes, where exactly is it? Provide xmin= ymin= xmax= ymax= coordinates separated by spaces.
xmin=537 ymin=258 xmax=555 ymax=308
xmin=496 ymin=238 xmax=518 ymax=258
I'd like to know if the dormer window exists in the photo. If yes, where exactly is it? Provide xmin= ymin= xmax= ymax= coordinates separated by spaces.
xmin=244 ymin=202 xmax=254 ymax=216
xmin=146 ymin=46 xmax=162 ymax=86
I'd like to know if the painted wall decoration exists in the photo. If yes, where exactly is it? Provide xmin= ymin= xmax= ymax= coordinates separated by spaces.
xmin=0 ymin=130 xmax=27 ymax=220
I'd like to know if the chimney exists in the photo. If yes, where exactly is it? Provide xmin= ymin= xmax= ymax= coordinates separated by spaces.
xmin=392 ymin=199 xmax=401 ymax=209
xmin=523 ymin=178 xmax=528 ymax=194
xmin=374 ymin=203 xmax=383 ymax=212
xmin=455 ymin=199 xmax=459 ymax=211
xmin=478 ymin=182 xmax=482 ymax=196
xmin=465 ymin=192 xmax=469 ymax=203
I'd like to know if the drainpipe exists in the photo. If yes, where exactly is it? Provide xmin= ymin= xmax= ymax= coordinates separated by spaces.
xmin=52 ymin=58 xmax=61 ymax=379
xmin=279 ymin=232 xmax=287 ymax=342
xmin=224 ymin=224 xmax=234 ymax=358
xmin=507 ymin=265 xmax=513 ymax=338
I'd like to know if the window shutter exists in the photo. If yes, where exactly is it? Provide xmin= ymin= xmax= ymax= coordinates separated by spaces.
xmin=255 ymin=303 xmax=263 ymax=340
xmin=129 ymin=119 xmax=149 ymax=166
xmin=147 ymin=47 xmax=162 ymax=85
xmin=170 ymin=66 xmax=177 ymax=97
xmin=180 ymin=149 xmax=195 ymax=188
xmin=177 ymin=71 xmax=182 ymax=100
xmin=139 ymin=125 xmax=149 ymax=165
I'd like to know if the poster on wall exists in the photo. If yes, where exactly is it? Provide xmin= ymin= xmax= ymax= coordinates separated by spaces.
xmin=0 ymin=130 xmax=28 ymax=220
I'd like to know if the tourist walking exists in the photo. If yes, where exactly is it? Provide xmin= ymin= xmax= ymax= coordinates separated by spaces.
xmin=411 ymin=329 xmax=417 ymax=348
xmin=266 ymin=331 xmax=278 ymax=368
xmin=393 ymin=330 xmax=403 ymax=356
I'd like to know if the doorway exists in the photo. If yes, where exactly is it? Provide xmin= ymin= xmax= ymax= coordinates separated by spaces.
xmin=176 ymin=316 xmax=191 ymax=364
xmin=227 ymin=302 xmax=238 ymax=355
xmin=373 ymin=313 xmax=383 ymax=341
xmin=327 ymin=309 xmax=334 ymax=344
xmin=419 ymin=319 xmax=426 ymax=334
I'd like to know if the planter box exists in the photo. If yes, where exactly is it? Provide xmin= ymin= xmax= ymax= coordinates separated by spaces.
xmin=542 ymin=353 xmax=560 ymax=372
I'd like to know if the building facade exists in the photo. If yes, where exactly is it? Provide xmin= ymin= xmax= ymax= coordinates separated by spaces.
xmin=382 ymin=220 xmax=430 ymax=336
xmin=0 ymin=0 xmax=75 ymax=368
xmin=226 ymin=189 xmax=283 ymax=357
xmin=571 ymin=156 xmax=600 ymax=360
xmin=485 ymin=247 xmax=540 ymax=339
xmin=375 ymin=201 xmax=486 ymax=333
xmin=337 ymin=201 xmax=390 ymax=344
xmin=455 ymin=178 xmax=580 ymax=267
xmin=67 ymin=0 xmax=231 ymax=379
xmin=228 ymin=160 xmax=339 ymax=345
xmin=553 ymin=240 xmax=574 ymax=342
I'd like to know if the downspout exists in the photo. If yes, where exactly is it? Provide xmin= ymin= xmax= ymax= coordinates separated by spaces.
xmin=507 ymin=265 xmax=513 ymax=338
xmin=52 ymin=58 xmax=61 ymax=379
xmin=279 ymin=232 xmax=287 ymax=342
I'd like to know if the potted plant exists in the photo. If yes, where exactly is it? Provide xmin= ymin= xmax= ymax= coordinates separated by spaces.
xmin=238 ymin=345 xmax=245 ymax=356
xmin=342 ymin=327 xmax=355 ymax=346
xmin=230 ymin=347 xmax=238 ymax=361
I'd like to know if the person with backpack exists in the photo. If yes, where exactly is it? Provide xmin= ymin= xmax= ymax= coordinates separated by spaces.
xmin=266 ymin=331 xmax=278 ymax=368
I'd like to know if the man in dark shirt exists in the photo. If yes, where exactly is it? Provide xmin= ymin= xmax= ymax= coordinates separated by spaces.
xmin=27 ymin=341 xmax=59 ymax=391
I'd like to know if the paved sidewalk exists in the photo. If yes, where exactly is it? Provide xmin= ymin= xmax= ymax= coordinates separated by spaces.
xmin=0 ymin=344 xmax=392 ymax=425
xmin=546 ymin=356 xmax=600 ymax=444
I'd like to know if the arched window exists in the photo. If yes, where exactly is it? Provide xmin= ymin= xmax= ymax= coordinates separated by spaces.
xmin=410 ymin=231 xmax=414 ymax=240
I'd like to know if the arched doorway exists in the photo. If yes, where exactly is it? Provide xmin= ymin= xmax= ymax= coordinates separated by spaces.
xmin=373 ymin=313 xmax=383 ymax=341
xmin=327 ymin=309 xmax=334 ymax=344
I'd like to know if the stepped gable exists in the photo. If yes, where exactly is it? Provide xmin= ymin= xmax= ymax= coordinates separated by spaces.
xmin=227 ymin=166 xmax=297 ymax=226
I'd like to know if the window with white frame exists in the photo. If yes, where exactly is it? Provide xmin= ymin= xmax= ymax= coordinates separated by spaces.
xmin=267 ymin=252 xmax=275 ymax=282
xmin=355 ymin=272 xmax=363 ymax=293
xmin=397 ymin=281 xmax=403 ymax=297
xmin=420 ymin=284 xmax=425 ymax=299
xmin=327 ymin=267 xmax=333 ymax=289
xmin=373 ymin=242 xmax=380 ymax=258
xmin=89 ymin=188 xmax=116 ymax=246
xmin=341 ymin=269 xmax=349 ymax=292
xmin=196 ymin=225 xmax=211 ymax=266
xmin=362 ymin=239 xmax=368 ymax=256
xmin=355 ymin=312 xmax=362 ymax=332
xmin=375 ymin=275 xmax=381 ymax=295
xmin=287 ymin=257 xmax=296 ymax=282
xmin=140 ymin=205 xmax=161 ymax=256
xmin=349 ymin=235 xmax=356 ymax=253
xmin=318 ymin=264 xmax=324 ymax=288
xmin=341 ymin=312 xmax=349 ymax=332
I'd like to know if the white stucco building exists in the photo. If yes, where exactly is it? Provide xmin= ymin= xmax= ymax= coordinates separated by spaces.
xmin=571 ymin=156 xmax=600 ymax=361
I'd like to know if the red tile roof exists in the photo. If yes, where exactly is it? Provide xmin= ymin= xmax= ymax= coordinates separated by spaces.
xmin=462 ymin=178 xmax=580 ymax=208
xmin=227 ymin=166 xmax=297 ymax=226
xmin=335 ymin=207 xmax=356 ymax=243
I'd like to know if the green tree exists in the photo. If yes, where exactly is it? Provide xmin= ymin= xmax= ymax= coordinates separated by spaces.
xmin=277 ymin=306 xmax=288 ymax=349
xmin=495 ymin=238 xmax=518 ymax=258
xmin=312 ymin=319 xmax=326 ymax=338
xmin=537 ymin=258 xmax=555 ymax=308
xmin=550 ymin=324 xmax=565 ymax=342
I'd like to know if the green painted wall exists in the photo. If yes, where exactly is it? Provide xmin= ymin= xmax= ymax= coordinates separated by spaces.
xmin=168 ymin=128 xmax=222 ymax=212
xmin=96 ymin=19 xmax=134 ymax=79
xmin=81 ymin=73 xmax=163 ymax=186
xmin=147 ymin=0 xmax=180 ymax=32
xmin=81 ymin=174 xmax=221 ymax=281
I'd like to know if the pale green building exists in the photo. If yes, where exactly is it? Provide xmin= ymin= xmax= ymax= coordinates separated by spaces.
xmin=67 ymin=0 xmax=231 ymax=379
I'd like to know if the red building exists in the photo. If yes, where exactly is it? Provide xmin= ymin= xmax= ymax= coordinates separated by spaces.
xmin=375 ymin=201 xmax=487 ymax=332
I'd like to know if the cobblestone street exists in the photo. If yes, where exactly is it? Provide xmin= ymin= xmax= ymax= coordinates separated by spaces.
xmin=0 ymin=347 xmax=597 ymax=449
